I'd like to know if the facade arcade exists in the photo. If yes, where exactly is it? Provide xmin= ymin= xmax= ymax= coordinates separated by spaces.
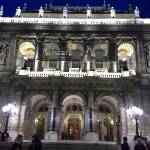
xmin=0 ymin=4 xmax=149 ymax=144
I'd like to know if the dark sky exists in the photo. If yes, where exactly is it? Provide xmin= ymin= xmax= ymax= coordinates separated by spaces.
xmin=0 ymin=0 xmax=150 ymax=18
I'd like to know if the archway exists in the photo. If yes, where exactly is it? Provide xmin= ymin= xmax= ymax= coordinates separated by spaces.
xmin=118 ymin=42 xmax=136 ymax=73
xmin=16 ymin=41 xmax=35 ymax=71
xmin=23 ymin=92 xmax=51 ymax=140
xmin=95 ymin=95 xmax=120 ymax=142
xmin=61 ymin=95 xmax=85 ymax=140
xmin=97 ymin=105 xmax=114 ymax=141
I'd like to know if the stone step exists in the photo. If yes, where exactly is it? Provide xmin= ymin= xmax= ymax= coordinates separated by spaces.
xmin=0 ymin=141 xmax=121 ymax=150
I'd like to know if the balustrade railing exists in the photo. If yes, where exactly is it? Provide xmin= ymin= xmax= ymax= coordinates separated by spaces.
xmin=18 ymin=69 xmax=130 ymax=78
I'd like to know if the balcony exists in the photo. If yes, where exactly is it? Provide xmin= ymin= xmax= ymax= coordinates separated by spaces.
xmin=17 ymin=69 xmax=135 ymax=79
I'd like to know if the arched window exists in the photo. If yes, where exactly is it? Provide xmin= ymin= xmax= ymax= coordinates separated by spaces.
xmin=117 ymin=42 xmax=136 ymax=73
xmin=16 ymin=41 xmax=35 ymax=71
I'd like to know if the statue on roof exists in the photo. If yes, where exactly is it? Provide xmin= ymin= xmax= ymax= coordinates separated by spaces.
xmin=110 ymin=7 xmax=116 ymax=18
xmin=107 ymin=4 xmax=111 ymax=11
xmin=86 ymin=7 xmax=92 ymax=19
xmin=15 ymin=6 xmax=21 ymax=17
xmin=128 ymin=4 xmax=133 ymax=12
xmin=134 ymin=6 xmax=140 ymax=18
xmin=39 ymin=6 xmax=44 ymax=18
xmin=44 ymin=3 xmax=48 ymax=11
xmin=63 ymin=7 xmax=68 ymax=18
xmin=0 ymin=5 xmax=3 ymax=17
xmin=22 ymin=3 xmax=27 ymax=12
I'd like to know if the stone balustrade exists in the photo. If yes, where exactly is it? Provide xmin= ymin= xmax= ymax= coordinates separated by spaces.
xmin=61 ymin=72 xmax=87 ymax=78
xmin=94 ymin=72 xmax=122 ymax=78
xmin=0 ymin=17 xmax=148 ymax=25
xmin=18 ymin=69 xmax=131 ymax=78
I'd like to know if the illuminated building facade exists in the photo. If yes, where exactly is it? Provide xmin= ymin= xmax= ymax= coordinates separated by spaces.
xmin=0 ymin=4 xmax=150 ymax=143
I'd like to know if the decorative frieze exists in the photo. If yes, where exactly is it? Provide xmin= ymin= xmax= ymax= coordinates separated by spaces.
xmin=0 ymin=37 xmax=10 ymax=71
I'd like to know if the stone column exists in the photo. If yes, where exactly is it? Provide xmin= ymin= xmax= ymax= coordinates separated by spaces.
xmin=86 ymin=61 xmax=90 ymax=71
xmin=60 ymin=61 xmax=65 ymax=72
xmin=69 ymin=61 xmax=72 ymax=69
xmin=86 ymin=44 xmax=91 ymax=71
xmin=138 ymin=37 xmax=147 ymax=74
xmin=88 ymin=90 xmax=94 ymax=107
xmin=92 ymin=59 xmax=96 ymax=70
xmin=84 ymin=107 xmax=99 ymax=142
xmin=120 ymin=107 xmax=127 ymax=139
xmin=45 ymin=89 xmax=60 ymax=141
xmin=109 ymin=38 xmax=117 ymax=72
xmin=34 ymin=37 xmax=44 ymax=71
xmin=56 ymin=61 xmax=59 ymax=70
xmin=83 ymin=38 xmax=92 ymax=72
xmin=59 ymin=37 xmax=67 ymax=72
xmin=85 ymin=90 xmax=99 ymax=142
xmin=13 ymin=91 xmax=25 ymax=136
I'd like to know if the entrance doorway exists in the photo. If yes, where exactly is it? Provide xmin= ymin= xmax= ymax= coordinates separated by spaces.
xmin=66 ymin=118 xmax=81 ymax=140
xmin=35 ymin=104 xmax=48 ymax=140
xmin=98 ymin=105 xmax=114 ymax=141
xmin=61 ymin=95 xmax=85 ymax=141
xmin=36 ymin=116 xmax=46 ymax=140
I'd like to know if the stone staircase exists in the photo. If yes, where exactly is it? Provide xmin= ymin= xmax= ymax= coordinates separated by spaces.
xmin=0 ymin=141 xmax=121 ymax=150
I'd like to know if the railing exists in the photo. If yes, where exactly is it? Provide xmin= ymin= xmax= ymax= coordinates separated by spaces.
xmin=18 ymin=69 xmax=131 ymax=78
xmin=61 ymin=72 xmax=87 ymax=78
xmin=0 ymin=17 xmax=149 ymax=25
xmin=95 ymin=72 xmax=122 ymax=78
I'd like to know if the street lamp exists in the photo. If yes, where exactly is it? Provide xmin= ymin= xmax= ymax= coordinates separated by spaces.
xmin=126 ymin=106 xmax=143 ymax=137
xmin=2 ymin=102 xmax=18 ymax=140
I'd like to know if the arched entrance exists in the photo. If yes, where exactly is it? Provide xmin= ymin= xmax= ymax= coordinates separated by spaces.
xmin=61 ymin=95 xmax=85 ymax=140
xmin=24 ymin=93 xmax=51 ymax=140
xmin=65 ymin=116 xmax=81 ymax=140
xmin=98 ymin=105 xmax=114 ymax=141
xmin=35 ymin=104 xmax=48 ymax=140
xmin=95 ymin=95 xmax=120 ymax=142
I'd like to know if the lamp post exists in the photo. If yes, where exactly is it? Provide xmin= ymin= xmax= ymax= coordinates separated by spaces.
xmin=2 ymin=102 xmax=18 ymax=140
xmin=126 ymin=106 xmax=143 ymax=137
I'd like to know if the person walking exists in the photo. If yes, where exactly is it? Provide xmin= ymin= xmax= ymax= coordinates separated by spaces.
xmin=28 ymin=135 xmax=42 ymax=150
xmin=10 ymin=134 xmax=23 ymax=150
xmin=121 ymin=137 xmax=130 ymax=150
xmin=134 ymin=138 xmax=146 ymax=150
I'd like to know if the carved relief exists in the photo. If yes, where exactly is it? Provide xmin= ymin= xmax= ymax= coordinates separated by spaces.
xmin=143 ymin=40 xmax=150 ymax=68
xmin=0 ymin=38 xmax=10 ymax=65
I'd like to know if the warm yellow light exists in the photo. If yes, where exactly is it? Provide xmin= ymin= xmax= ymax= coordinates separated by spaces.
xmin=19 ymin=42 xmax=35 ymax=57
xmin=118 ymin=43 xmax=134 ymax=57
xmin=35 ymin=117 xmax=38 ymax=124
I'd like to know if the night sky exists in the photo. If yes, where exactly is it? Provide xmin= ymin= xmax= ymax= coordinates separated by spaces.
xmin=0 ymin=0 xmax=150 ymax=18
